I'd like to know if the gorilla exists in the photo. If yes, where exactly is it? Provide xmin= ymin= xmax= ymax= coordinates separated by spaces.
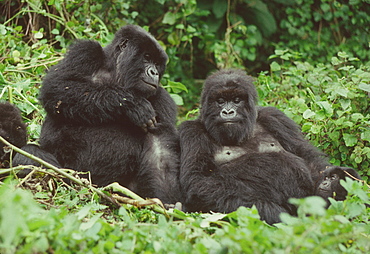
xmin=316 ymin=166 xmax=361 ymax=206
xmin=21 ymin=25 xmax=181 ymax=203
xmin=178 ymin=69 xmax=360 ymax=224
xmin=0 ymin=102 xmax=27 ymax=168
xmin=0 ymin=102 xmax=60 ymax=174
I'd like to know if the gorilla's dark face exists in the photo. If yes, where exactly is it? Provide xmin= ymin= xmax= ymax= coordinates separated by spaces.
xmin=200 ymin=69 xmax=257 ymax=145
xmin=106 ymin=25 xmax=168 ymax=97
xmin=316 ymin=166 xmax=359 ymax=201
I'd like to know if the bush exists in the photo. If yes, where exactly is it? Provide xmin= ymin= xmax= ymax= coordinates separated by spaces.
xmin=0 ymin=178 xmax=369 ymax=253
xmin=257 ymin=50 xmax=370 ymax=177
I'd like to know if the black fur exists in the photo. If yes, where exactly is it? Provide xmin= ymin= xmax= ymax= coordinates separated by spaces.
xmin=179 ymin=69 xmax=334 ymax=224
xmin=12 ymin=144 xmax=61 ymax=177
xmin=0 ymin=102 xmax=27 ymax=167
xmin=37 ymin=25 xmax=180 ymax=203
xmin=316 ymin=166 xmax=361 ymax=206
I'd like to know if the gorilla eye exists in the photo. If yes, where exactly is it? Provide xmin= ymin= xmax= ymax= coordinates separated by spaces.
xmin=216 ymin=98 xmax=225 ymax=105
xmin=119 ymin=39 xmax=128 ymax=51
xmin=233 ymin=97 xmax=241 ymax=104
xmin=144 ymin=53 xmax=151 ymax=60
xmin=331 ymin=174 xmax=338 ymax=180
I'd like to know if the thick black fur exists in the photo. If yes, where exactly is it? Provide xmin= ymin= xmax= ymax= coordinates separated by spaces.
xmin=316 ymin=166 xmax=361 ymax=206
xmin=0 ymin=102 xmax=27 ymax=167
xmin=12 ymin=144 xmax=61 ymax=176
xmin=179 ymin=69 xmax=340 ymax=224
xmin=37 ymin=25 xmax=180 ymax=203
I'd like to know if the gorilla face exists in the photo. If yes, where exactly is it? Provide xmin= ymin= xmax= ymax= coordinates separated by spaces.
xmin=200 ymin=69 xmax=257 ymax=145
xmin=107 ymin=25 xmax=168 ymax=97
xmin=316 ymin=166 xmax=360 ymax=201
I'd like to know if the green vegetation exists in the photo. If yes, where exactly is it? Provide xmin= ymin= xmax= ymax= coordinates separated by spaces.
xmin=0 ymin=0 xmax=369 ymax=252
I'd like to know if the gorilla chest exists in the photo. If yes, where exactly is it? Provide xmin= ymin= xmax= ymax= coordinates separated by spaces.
xmin=214 ymin=136 xmax=284 ymax=164
xmin=143 ymin=134 xmax=174 ymax=171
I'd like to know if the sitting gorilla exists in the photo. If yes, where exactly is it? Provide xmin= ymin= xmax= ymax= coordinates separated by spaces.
xmin=316 ymin=166 xmax=361 ymax=207
xmin=179 ymin=69 xmax=360 ymax=224
xmin=0 ymin=102 xmax=27 ymax=167
xmin=22 ymin=25 xmax=181 ymax=203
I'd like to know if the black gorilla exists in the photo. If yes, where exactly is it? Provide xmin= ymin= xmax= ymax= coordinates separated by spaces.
xmin=316 ymin=166 xmax=361 ymax=206
xmin=179 ymin=69 xmax=359 ymax=224
xmin=0 ymin=102 xmax=27 ymax=167
xmin=32 ymin=25 xmax=180 ymax=203
xmin=0 ymin=102 xmax=60 ymax=172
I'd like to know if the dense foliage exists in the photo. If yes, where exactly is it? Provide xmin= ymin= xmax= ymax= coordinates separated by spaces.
xmin=0 ymin=0 xmax=369 ymax=252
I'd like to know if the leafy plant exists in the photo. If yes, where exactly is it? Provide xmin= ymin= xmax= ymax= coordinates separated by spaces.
xmin=257 ymin=50 xmax=370 ymax=177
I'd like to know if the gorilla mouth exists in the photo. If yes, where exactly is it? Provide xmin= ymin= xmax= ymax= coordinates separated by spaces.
xmin=221 ymin=120 xmax=240 ymax=125
xmin=318 ymin=188 xmax=330 ymax=193
xmin=142 ymin=80 xmax=158 ymax=89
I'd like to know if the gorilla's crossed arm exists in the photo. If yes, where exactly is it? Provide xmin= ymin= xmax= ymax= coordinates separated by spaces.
xmin=40 ymin=28 xmax=168 ymax=130
xmin=179 ymin=69 xmax=360 ymax=224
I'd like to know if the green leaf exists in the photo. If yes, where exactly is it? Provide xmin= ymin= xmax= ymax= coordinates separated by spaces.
xmin=167 ymin=80 xmax=188 ymax=93
xmin=302 ymin=109 xmax=315 ymax=119
xmin=212 ymin=0 xmax=228 ymax=18
xmin=170 ymin=93 xmax=184 ymax=106
xmin=317 ymin=101 xmax=333 ymax=116
xmin=343 ymin=133 xmax=357 ymax=147
xmin=270 ymin=61 xmax=281 ymax=71
xmin=163 ymin=12 xmax=177 ymax=25
xmin=34 ymin=31 xmax=43 ymax=39
xmin=361 ymin=130 xmax=370 ymax=141
xmin=358 ymin=82 xmax=370 ymax=92
xmin=167 ymin=32 xmax=179 ymax=45
xmin=79 ymin=213 xmax=103 ymax=231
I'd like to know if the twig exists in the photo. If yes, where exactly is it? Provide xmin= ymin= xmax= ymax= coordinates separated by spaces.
xmin=0 ymin=136 xmax=119 ymax=207
xmin=0 ymin=136 xmax=191 ymax=220
xmin=105 ymin=182 xmax=191 ymax=221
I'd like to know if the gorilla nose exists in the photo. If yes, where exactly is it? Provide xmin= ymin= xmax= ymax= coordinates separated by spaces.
xmin=220 ymin=108 xmax=236 ymax=119
xmin=147 ymin=65 xmax=159 ymax=79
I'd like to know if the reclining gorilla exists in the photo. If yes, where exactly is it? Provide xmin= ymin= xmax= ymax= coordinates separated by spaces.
xmin=179 ymin=69 xmax=361 ymax=224
xmin=316 ymin=166 xmax=361 ymax=207
xmin=16 ymin=25 xmax=181 ymax=204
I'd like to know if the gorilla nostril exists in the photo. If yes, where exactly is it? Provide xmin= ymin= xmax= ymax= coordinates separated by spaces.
xmin=147 ymin=66 xmax=159 ymax=77
xmin=221 ymin=109 xmax=236 ymax=118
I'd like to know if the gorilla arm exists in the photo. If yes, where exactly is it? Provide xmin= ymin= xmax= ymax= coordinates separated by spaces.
xmin=40 ymin=40 xmax=156 ymax=128
xmin=256 ymin=107 xmax=330 ymax=182
xmin=179 ymin=120 xmax=288 ymax=224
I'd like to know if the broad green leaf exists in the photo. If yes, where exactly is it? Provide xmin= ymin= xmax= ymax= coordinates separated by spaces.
xmin=167 ymin=80 xmax=188 ymax=93
xmin=317 ymin=101 xmax=333 ymax=116
xmin=343 ymin=133 xmax=357 ymax=147
xmin=270 ymin=61 xmax=281 ymax=71
xmin=163 ymin=12 xmax=177 ymax=25
xmin=361 ymin=130 xmax=370 ymax=141
xmin=359 ymin=82 xmax=370 ymax=92
xmin=170 ymin=93 xmax=184 ymax=105
xmin=34 ymin=31 xmax=43 ymax=39
xmin=303 ymin=109 xmax=315 ymax=119
xmin=212 ymin=0 xmax=228 ymax=18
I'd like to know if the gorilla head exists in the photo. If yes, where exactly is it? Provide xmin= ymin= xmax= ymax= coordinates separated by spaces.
xmin=0 ymin=102 xmax=27 ymax=167
xmin=200 ymin=69 xmax=257 ymax=145
xmin=104 ymin=25 xmax=168 ymax=97
xmin=316 ymin=166 xmax=361 ymax=202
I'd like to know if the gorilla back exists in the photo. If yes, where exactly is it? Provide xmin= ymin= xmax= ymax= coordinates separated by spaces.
xmin=39 ymin=25 xmax=181 ymax=204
